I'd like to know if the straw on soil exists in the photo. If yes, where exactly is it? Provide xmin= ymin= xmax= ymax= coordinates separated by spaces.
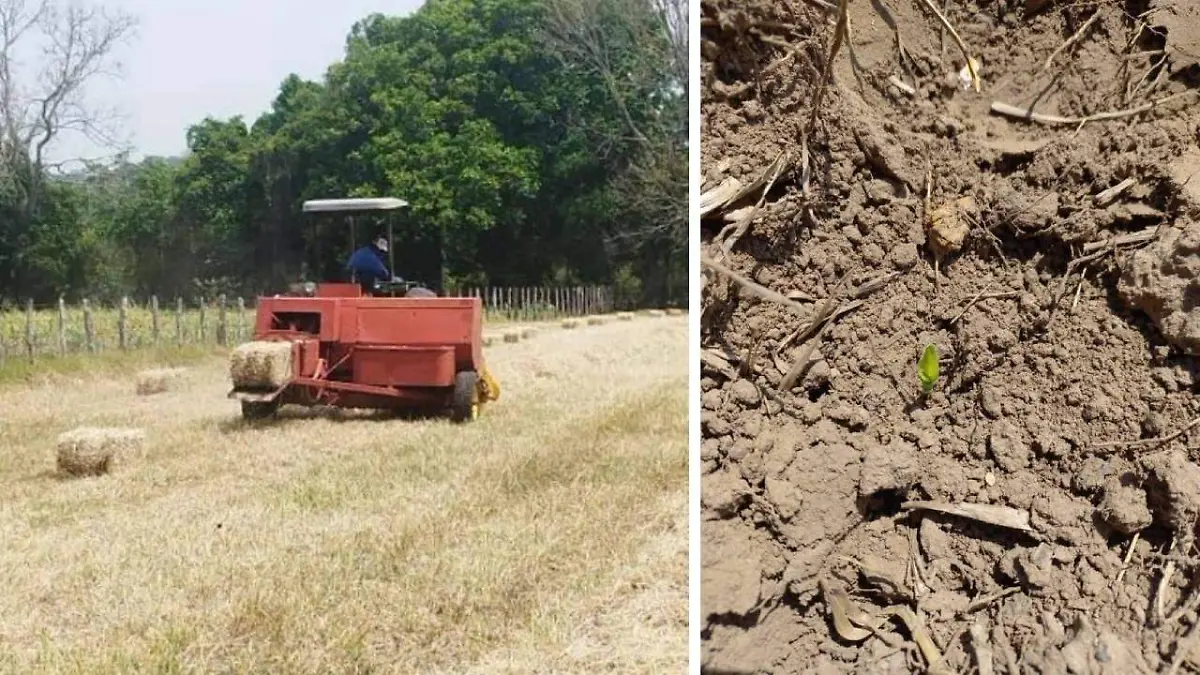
xmin=229 ymin=341 xmax=293 ymax=389
xmin=134 ymin=367 xmax=186 ymax=396
xmin=503 ymin=331 xmax=521 ymax=344
xmin=56 ymin=427 xmax=146 ymax=477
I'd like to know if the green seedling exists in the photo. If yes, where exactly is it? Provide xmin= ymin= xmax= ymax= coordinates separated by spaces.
xmin=917 ymin=343 xmax=939 ymax=394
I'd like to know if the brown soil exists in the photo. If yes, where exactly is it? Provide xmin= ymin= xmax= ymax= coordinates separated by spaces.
xmin=700 ymin=0 xmax=1200 ymax=673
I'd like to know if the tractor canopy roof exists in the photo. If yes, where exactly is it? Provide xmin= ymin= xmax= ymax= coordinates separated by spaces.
xmin=302 ymin=197 xmax=409 ymax=213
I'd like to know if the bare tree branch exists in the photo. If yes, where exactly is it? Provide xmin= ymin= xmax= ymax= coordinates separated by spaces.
xmin=0 ymin=0 xmax=134 ymax=211
xmin=541 ymin=0 xmax=687 ymax=254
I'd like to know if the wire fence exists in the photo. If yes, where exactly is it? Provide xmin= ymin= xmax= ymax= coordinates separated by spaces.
xmin=0 ymin=285 xmax=615 ymax=365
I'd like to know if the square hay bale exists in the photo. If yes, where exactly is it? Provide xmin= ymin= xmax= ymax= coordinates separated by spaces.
xmin=230 ymin=341 xmax=293 ymax=389
xmin=483 ymin=335 xmax=496 ymax=347
xmin=561 ymin=319 xmax=580 ymax=329
xmin=520 ymin=327 xmax=537 ymax=339
xmin=665 ymin=307 xmax=684 ymax=316
xmin=647 ymin=309 xmax=666 ymax=317
xmin=56 ymin=427 xmax=145 ymax=477
xmin=586 ymin=315 xmax=606 ymax=326
xmin=617 ymin=312 xmax=635 ymax=321
xmin=135 ymin=367 xmax=187 ymax=396
xmin=503 ymin=330 xmax=521 ymax=343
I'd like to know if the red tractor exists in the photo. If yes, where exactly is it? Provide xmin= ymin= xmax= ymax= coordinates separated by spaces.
xmin=227 ymin=197 xmax=501 ymax=422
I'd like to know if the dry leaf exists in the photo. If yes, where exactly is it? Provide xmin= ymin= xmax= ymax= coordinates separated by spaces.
xmin=821 ymin=579 xmax=884 ymax=642
xmin=700 ymin=177 xmax=743 ymax=217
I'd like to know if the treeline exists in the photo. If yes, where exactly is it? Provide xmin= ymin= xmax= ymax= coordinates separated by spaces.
xmin=0 ymin=0 xmax=686 ymax=308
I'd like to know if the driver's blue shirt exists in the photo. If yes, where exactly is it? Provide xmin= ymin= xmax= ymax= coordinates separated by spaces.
xmin=346 ymin=245 xmax=390 ymax=285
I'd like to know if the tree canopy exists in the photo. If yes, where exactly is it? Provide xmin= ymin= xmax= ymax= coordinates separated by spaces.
xmin=0 ymin=0 xmax=687 ymax=307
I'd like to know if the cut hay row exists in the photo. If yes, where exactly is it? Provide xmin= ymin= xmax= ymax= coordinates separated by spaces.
xmin=134 ymin=367 xmax=188 ymax=396
xmin=56 ymin=427 xmax=145 ymax=477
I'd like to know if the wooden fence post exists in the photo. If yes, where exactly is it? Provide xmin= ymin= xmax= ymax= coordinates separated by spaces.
xmin=118 ymin=297 xmax=129 ymax=350
xmin=236 ymin=297 xmax=246 ymax=342
xmin=24 ymin=298 xmax=34 ymax=362
xmin=151 ymin=295 xmax=160 ymax=346
xmin=83 ymin=299 xmax=95 ymax=353
xmin=198 ymin=297 xmax=206 ymax=343
xmin=175 ymin=298 xmax=184 ymax=346
xmin=57 ymin=297 xmax=67 ymax=356
xmin=216 ymin=294 xmax=228 ymax=346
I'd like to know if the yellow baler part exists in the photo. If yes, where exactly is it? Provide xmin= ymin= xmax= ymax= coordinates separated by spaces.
xmin=479 ymin=362 xmax=501 ymax=403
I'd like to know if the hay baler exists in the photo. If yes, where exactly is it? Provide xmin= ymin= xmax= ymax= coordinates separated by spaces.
xmin=226 ymin=197 xmax=500 ymax=422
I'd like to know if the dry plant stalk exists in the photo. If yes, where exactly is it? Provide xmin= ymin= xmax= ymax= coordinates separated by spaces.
xmin=991 ymin=89 xmax=1199 ymax=126
xmin=805 ymin=0 xmax=850 ymax=137
xmin=701 ymin=253 xmax=810 ymax=319
xmin=912 ymin=0 xmax=980 ymax=91
xmin=902 ymin=501 xmax=1033 ymax=532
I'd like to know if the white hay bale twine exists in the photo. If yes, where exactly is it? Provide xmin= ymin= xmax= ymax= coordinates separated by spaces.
xmin=617 ymin=312 xmax=635 ymax=321
xmin=503 ymin=330 xmax=521 ymax=344
xmin=56 ymin=427 xmax=145 ymax=477
xmin=647 ymin=309 xmax=666 ymax=317
xmin=561 ymin=319 xmax=580 ymax=329
xmin=520 ymin=327 xmax=537 ymax=339
xmin=586 ymin=315 xmax=606 ymax=326
xmin=135 ymin=367 xmax=186 ymax=396
xmin=230 ymin=341 xmax=293 ymax=389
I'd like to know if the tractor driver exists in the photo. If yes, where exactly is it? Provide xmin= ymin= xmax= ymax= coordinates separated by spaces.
xmin=347 ymin=235 xmax=399 ymax=295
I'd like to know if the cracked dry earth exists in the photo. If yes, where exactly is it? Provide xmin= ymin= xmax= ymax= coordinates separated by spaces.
xmin=700 ymin=0 xmax=1200 ymax=672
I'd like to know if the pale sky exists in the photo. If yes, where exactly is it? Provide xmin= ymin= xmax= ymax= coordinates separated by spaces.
xmin=49 ymin=0 xmax=424 ymax=165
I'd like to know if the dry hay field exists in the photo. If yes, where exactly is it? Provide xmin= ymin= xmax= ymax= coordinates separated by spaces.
xmin=0 ymin=313 xmax=687 ymax=674
xmin=702 ymin=0 xmax=1200 ymax=673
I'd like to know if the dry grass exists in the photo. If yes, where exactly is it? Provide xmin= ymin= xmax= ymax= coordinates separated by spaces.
xmin=0 ymin=316 xmax=687 ymax=674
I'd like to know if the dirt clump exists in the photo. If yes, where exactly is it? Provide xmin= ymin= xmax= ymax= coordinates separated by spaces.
xmin=1118 ymin=220 xmax=1200 ymax=355
xmin=700 ymin=0 xmax=1200 ymax=671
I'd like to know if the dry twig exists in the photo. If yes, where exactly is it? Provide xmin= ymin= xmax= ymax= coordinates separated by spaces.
xmin=1081 ymin=225 xmax=1158 ymax=253
xmin=949 ymin=290 xmax=1019 ymax=325
xmin=969 ymin=620 xmax=995 ymax=675
xmin=1091 ymin=417 xmax=1200 ymax=454
xmin=1113 ymin=531 xmax=1139 ymax=588
xmin=990 ymin=90 xmax=1199 ymax=126
xmin=912 ymin=0 xmax=980 ymax=91
xmin=1167 ymin=614 xmax=1200 ymax=675
xmin=1037 ymin=12 xmax=1100 ymax=80
xmin=701 ymin=254 xmax=809 ymax=318
xmin=716 ymin=150 xmax=790 ymax=256
xmin=1093 ymin=177 xmax=1137 ymax=206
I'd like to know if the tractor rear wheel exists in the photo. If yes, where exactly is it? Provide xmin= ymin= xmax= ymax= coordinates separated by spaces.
xmin=451 ymin=370 xmax=479 ymax=423
xmin=241 ymin=400 xmax=279 ymax=421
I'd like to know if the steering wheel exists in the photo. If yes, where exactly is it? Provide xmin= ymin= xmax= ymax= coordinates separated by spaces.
xmin=373 ymin=278 xmax=435 ymax=297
